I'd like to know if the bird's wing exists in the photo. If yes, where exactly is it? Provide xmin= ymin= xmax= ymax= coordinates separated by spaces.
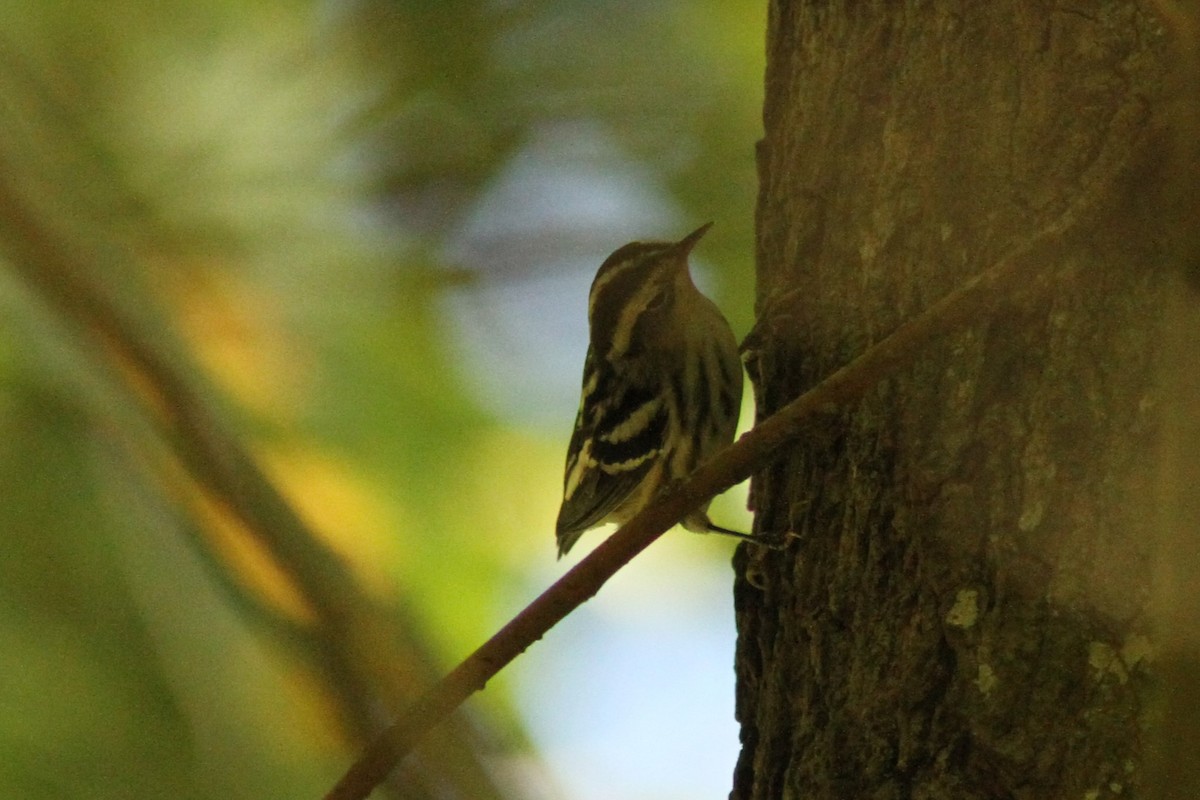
xmin=556 ymin=352 xmax=667 ymax=553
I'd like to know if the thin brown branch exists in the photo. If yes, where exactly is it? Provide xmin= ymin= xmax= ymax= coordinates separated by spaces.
xmin=321 ymin=188 xmax=1098 ymax=800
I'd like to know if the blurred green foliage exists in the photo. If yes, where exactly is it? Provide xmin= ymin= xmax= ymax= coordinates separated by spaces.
xmin=0 ymin=0 xmax=763 ymax=798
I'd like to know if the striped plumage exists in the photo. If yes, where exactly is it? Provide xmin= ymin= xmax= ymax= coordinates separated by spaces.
xmin=555 ymin=223 xmax=744 ymax=557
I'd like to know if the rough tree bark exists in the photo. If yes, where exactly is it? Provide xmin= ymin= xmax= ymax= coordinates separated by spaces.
xmin=732 ymin=3 xmax=1186 ymax=799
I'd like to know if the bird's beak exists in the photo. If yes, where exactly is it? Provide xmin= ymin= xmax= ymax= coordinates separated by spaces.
xmin=674 ymin=222 xmax=713 ymax=256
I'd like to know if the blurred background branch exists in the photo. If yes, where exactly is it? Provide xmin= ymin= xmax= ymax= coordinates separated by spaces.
xmin=0 ymin=148 xmax=512 ymax=800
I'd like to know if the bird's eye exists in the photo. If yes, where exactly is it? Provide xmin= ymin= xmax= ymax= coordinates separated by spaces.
xmin=645 ymin=289 xmax=669 ymax=312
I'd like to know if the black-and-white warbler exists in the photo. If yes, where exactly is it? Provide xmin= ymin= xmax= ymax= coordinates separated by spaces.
xmin=555 ymin=223 xmax=751 ymax=557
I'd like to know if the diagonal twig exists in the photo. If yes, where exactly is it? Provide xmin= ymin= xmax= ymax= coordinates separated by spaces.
xmin=322 ymin=181 xmax=1099 ymax=800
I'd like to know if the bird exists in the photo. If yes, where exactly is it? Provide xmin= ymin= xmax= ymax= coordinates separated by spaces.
xmin=555 ymin=222 xmax=750 ymax=557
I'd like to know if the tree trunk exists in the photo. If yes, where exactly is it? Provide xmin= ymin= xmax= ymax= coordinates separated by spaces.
xmin=732 ymin=3 xmax=1185 ymax=798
